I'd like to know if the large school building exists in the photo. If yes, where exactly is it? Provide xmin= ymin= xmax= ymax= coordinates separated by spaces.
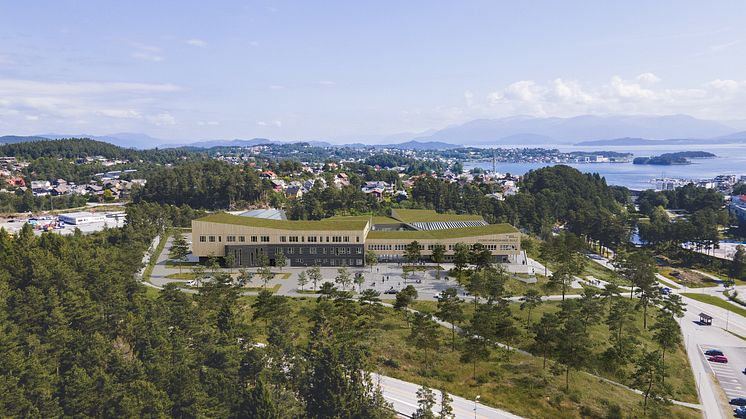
xmin=191 ymin=208 xmax=521 ymax=268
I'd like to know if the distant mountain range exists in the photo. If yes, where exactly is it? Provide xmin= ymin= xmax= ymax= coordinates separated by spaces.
xmin=3 ymin=114 xmax=746 ymax=150
xmin=410 ymin=114 xmax=738 ymax=145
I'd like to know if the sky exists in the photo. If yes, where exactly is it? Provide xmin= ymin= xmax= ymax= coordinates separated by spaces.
xmin=1 ymin=0 xmax=745 ymax=143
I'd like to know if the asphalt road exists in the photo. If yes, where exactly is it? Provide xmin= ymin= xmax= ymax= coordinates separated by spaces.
xmin=374 ymin=374 xmax=522 ymax=419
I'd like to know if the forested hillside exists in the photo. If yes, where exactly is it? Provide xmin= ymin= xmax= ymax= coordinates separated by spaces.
xmin=0 ymin=204 xmax=391 ymax=417
xmin=410 ymin=165 xmax=631 ymax=247
xmin=0 ymin=138 xmax=196 ymax=162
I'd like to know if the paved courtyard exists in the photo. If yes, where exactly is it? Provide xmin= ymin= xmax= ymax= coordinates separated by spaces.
xmin=149 ymin=233 xmax=543 ymax=300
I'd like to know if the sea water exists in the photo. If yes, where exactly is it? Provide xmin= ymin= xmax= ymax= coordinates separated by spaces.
xmin=464 ymin=144 xmax=746 ymax=190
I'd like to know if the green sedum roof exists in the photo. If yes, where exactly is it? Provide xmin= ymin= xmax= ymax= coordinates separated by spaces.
xmin=367 ymin=223 xmax=518 ymax=240
xmin=195 ymin=212 xmax=369 ymax=231
xmin=391 ymin=209 xmax=484 ymax=223
xmin=328 ymin=215 xmax=402 ymax=225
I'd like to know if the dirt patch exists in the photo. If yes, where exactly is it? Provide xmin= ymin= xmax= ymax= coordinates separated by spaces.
xmin=668 ymin=269 xmax=715 ymax=286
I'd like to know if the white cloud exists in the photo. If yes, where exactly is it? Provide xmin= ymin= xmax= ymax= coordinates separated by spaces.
xmin=197 ymin=120 xmax=219 ymax=126
xmin=636 ymin=72 xmax=661 ymax=84
xmin=256 ymin=120 xmax=282 ymax=128
xmin=463 ymin=90 xmax=474 ymax=107
xmin=477 ymin=75 xmax=746 ymax=119
xmin=0 ymin=78 xmax=182 ymax=128
xmin=148 ymin=112 xmax=176 ymax=126
xmin=317 ymin=80 xmax=335 ymax=86
xmin=268 ymin=84 xmax=285 ymax=90
xmin=186 ymin=38 xmax=208 ymax=48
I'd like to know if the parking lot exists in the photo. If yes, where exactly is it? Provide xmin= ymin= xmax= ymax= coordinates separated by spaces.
xmin=699 ymin=344 xmax=746 ymax=403
xmin=0 ymin=212 xmax=126 ymax=236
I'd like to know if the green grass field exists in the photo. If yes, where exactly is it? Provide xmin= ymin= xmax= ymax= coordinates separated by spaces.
xmin=141 ymin=285 xmax=698 ymax=418
xmin=681 ymin=293 xmax=746 ymax=318
xmin=413 ymin=298 xmax=698 ymax=405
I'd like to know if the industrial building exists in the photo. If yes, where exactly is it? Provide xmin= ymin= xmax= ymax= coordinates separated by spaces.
xmin=191 ymin=208 xmax=521 ymax=267
xmin=58 ymin=211 xmax=107 ymax=225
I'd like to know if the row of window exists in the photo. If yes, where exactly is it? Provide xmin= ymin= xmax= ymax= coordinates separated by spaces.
xmin=308 ymin=258 xmax=363 ymax=266
xmin=279 ymin=235 xmax=359 ymax=243
xmin=271 ymin=247 xmax=362 ymax=256
xmin=200 ymin=235 xmax=271 ymax=243
xmin=367 ymin=243 xmax=515 ymax=251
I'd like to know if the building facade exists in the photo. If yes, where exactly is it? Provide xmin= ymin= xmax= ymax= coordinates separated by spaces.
xmin=191 ymin=209 xmax=521 ymax=268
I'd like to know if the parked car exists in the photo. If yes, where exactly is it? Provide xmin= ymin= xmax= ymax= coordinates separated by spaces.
xmin=705 ymin=349 xmax=724 ymax=356
xmin=731 ymin=397 xmax=746 ymax=406
xmin=383 ymin=288 xmax=398 ymax=295
xmin=736 ymin=406 xmax=746 ymax=418
xmin=708 ymin=355 xmax=728 ymax=363
xmin=659 ymin=287 xmax=672 ymax=295
xmin=433 ymin=292 xmax=443 ymax=299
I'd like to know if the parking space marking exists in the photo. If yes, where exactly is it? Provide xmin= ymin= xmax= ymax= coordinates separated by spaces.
xmin=698 ymin=343 xmax=746 ymax=402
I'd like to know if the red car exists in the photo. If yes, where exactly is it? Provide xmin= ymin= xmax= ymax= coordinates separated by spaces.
xmin=708 ymin=355 xmax=728 ymax=363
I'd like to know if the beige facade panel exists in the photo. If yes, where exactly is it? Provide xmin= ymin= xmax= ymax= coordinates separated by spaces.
xmin=192 ymin=220 xmax=368 ymax=258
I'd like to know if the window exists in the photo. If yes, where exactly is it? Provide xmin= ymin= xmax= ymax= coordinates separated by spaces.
xmin=289 ymin=236 xmax=299 ymax=242
xmin=280 ymin=236 xmax=287 ymax=243
xmin=226 ymin=235 xmax=236 ymax=242
xmin=310 ymin=247 xmax=317 ymax=254
xmin=261 ymin=236 xmax=270 ymax=242
xmin=199 ymin=236 xmax=206 ymax=242
xmin=343 ymin=236 xmax=349 ymax=242
xmin=239 ymin=236 xmax=245 ymax=242
xmin=251 ymin=236 xmax=258 ymax=243
xmin=218 ymin=236 xmax=222 ymax=242
xmin=357 ymin=259 xmax=363 ymax=266
xmin=356 ymin=247 xmax=362 ymax=254
xmin=287 ymin=248 xmax=295 ymax=255
xmin=308 ymin=236 xmax=317 ymax=243
xmin=208 ymin=236 xmax=216 ymax=242
xmin=356 ymin=236 xmax=360 ymax=243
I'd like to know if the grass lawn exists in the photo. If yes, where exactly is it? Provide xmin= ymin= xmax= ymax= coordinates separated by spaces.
xmin=165 ymin=272 xmax=195 ymax=280
xmin=681 ymin=293 xmax=746 ymax=318
xmin=403 ymin=265 xmax=444 ymax=273
xmin=244 ymin=294 xmax=698 ymax=418
xmin=142 ymin=285 xmax=161 ymax=299
xmin=504 ymin=274 xmax=585 ymax=297
xmin=412 ymin=298 xmax=698 ymax=405
xmin=165 ymin=261 xmax=200 ymax=268
xmin=241 ymin=284 xmax=281 ymax=293
xmin=582 ymin=261 xmax=628 ymax=286
xmin=657 ymin=277 xmax=681 ymax=289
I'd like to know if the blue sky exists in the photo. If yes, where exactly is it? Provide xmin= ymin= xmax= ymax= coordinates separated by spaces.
xmin=1 ymin=0 xmax=745 ymax=142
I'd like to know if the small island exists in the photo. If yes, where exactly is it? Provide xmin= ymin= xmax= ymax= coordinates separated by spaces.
xmin=633 ymin=151 xmax=716 ymax=165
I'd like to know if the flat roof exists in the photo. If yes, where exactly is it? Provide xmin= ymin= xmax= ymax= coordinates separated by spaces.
xmin=367 ymin=223 xmax=518 ymax=240
xmin=328 ymin=215 xmax=402 ymax=225
xmin=59 ymin=211 xmax=101 ymax=218
xmin=391 ymin=209 xmax=484 ymax=223
xmin=195 ymin=212 xmax=369 ymax=231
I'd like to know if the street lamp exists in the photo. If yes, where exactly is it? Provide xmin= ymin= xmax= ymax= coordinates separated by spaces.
xmin=474 ymin=395 xmax=480 ymax=419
